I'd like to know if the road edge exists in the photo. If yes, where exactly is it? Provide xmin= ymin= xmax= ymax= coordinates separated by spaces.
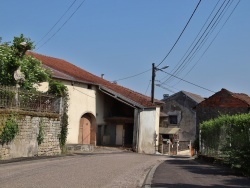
xmin=141 ymin=160 xmax=164 ymax=188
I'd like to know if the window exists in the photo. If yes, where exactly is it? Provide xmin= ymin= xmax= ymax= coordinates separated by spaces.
xmin=169 ymin=115 xmax=178 ymax=124
xmin=87 ymin=84 xmax=92 ymax=89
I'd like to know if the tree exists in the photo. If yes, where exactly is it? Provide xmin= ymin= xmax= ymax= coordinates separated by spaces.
xmin=0 ymin=34 xmax=50 ymax=90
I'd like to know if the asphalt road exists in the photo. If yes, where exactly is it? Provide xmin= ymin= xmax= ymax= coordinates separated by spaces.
xmin=0 ymin=151 xmax=164 ymax=188
xmin=151 ymin=157 xmax=250 ymax=188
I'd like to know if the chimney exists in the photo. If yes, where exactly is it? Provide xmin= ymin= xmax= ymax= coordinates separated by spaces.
xmin=101 ymin=74 xmax=104 ymax=79
xmin=163 ymin=94 xmax=169 ymax=99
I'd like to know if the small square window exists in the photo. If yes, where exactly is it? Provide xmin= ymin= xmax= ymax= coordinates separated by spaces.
xmin=169 ymin=115 xmax=177 ymax=124
xmin=87 ymin=84 xmax=92 ymax=89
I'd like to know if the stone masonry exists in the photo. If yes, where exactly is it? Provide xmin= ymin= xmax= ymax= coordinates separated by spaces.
xmin=0 ymin=114 xmax=61 ymax=160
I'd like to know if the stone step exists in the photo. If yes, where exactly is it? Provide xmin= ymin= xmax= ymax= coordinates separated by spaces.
xmin=66 ymin=144 xmax=94 ymax=152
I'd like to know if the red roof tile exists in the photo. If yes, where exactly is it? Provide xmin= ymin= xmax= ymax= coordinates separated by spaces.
xmin=27 ymin=51 xmax=157 ymax=108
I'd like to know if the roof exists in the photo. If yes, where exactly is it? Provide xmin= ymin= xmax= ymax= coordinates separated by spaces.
xmin=27 ymin=51 xmax=157 ymax=108
xmin=225 ymin=89 xmax=250 ymax=106
xmin=162 ymin=90 xmax=204 ymax=104
xmin=181 ymin=91 xmax=204 ymax=103
xmin=159 ymin=127 xmax=180 ymax=135
xmin=196 ymin=88 xmax=250 ymax=107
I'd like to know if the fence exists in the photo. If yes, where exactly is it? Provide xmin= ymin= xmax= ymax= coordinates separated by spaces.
xmin=158 ymin=139 xmax=191 ymax=155
xmin=0 ymin=85 xmax=61 ymax=113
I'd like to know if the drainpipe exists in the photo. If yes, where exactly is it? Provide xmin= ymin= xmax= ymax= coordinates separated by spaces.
xmin=136 ymin=109 xmax=143 ymax=153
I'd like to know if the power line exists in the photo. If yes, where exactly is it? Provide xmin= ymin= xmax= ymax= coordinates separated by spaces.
xmin=36 ymin=0 xmax=86 ymax=50
xmin=178 ymin=0 xmax=241 ymax=83
xmin=160 ymin=0 xmax=236 ymax=86
xmin=145 ymin=80 xmax=151 ymax=95
xmin=161 ymin=0 xmax=221 ymax=84
xmin=113 ymin=0 xmax=202 ymax=83
xmin=156 ymin=0 xmax=202 ymax=68
xmin=159 ymin=69 xmax=215 ymax=93
xmin=161 ymin=0 xmax=230 ymax=85
xmin=114 ymin=68 xmax=151 ymax=82
xmin=35 ymin=0 xmax=77 ymax=46
xmin=169 ymin=0 xmax=232 ymax=81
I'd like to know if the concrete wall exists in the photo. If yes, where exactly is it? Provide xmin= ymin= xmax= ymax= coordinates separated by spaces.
xmin=0 ymin=114 xmax=61 ymax=160
xmin=138 ymin=107 xmax=160 ymax=154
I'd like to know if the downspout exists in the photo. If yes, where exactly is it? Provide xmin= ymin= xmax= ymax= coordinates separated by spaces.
xmin=135 ymin=108 xmax=144 ymax=153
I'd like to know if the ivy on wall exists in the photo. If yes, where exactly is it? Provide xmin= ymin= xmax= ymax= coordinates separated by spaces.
xmin=0 ymin=114 xmax=19 ymax=145
xmin=37 ymin=119 xmax=44 ymax=145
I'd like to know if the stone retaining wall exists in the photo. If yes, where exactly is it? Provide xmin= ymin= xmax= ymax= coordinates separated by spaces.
xmin=0 ymin=113 xmax=61 ymax=160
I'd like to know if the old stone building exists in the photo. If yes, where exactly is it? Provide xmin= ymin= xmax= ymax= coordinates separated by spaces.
xmin=160 ymin=91 xmax=204 ymax=143
xmin=195 ymin=88 xmax=250 ymax=131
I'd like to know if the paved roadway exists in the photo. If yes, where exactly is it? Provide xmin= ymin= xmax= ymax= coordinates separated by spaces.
xmin=151 ymin=156 xmax=250 ymax=188
xmin=0 ymin=151 xmax=164 ymax=188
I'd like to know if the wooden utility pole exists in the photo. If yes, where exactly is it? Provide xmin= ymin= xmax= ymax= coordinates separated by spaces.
xmin=151 ymin=63 xmax=155 ymax=103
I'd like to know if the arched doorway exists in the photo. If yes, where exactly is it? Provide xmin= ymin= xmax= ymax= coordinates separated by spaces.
xmin=78 ymin=113 xmax=96 ymax=145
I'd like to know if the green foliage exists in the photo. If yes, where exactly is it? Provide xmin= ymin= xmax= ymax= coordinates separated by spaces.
xmin=37 ymin=120 xmax=44 ymax=145
xmin=59 ymin=94 xmax=69 ymax=150
xmin=48 ymin=80 xmax=67 ymax=97
xmin=0 ymin=34 xmax=50 ymax=89
xmin=0 ymin=34 xmax=70 ymax=151
xmin=0 ymin=114 xmax=19 ymax=145
xmin=200 ymin=113 xmax=250 ymax=175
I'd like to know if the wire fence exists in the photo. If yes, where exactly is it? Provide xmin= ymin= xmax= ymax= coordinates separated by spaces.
xmin=0 ymin=85 xmax=61 ymax=113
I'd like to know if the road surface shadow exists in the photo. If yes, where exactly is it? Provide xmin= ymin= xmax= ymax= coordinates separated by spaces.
xmin=151 ymin=158 xmax=250 ymax=188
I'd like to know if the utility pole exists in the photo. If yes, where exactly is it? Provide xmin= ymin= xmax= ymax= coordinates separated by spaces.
xmin=151 ymin=63 xmax=169 ymax=104
xmin=151 ymin=63 xmax=155 ymax=103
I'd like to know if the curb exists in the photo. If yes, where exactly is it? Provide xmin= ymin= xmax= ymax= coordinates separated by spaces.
xmin=141 ymin=160 xmax=164 ymax=188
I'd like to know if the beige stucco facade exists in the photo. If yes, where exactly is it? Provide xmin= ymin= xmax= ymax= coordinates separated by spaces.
xmin=63 ymin=81 xmax=96 ymax=144
xmin=137 ymin=107 xmax=160 ymax=154
xmin=36 ymin=80 xmax=161 ymax=154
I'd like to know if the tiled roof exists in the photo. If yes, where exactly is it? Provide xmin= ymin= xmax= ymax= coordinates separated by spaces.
xmin=27 ymin=51 xmax=156 ymax=108
xmin=196 ymin=88 xmax=250 ymax=108
xmin=225 ymin=89 xmax=250 ymax=106
xmin=182 ymin=91 xmax=204 ymax=103
xmin=162 ymin=90 xmax=204 ymax=104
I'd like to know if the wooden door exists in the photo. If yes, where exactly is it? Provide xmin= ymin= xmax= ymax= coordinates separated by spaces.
xmin=78 ymin=116 xmax=91 ymax=144
xmin=116 ymin=125 xmax=123 ymax=145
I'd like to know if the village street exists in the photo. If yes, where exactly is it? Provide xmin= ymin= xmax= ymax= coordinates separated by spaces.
xmin=1 ymin=150 xmax=250 ymax=188
xmin=0 ymin=150 xmax=165 ymax=188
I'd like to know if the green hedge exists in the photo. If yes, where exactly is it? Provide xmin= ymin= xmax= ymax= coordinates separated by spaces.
xmin=200 ymin=113 xmax=250 ymax=175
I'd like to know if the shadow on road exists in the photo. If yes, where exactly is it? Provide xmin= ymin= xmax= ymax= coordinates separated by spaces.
xmin=151 ymin=158 xmax=250 ymax=188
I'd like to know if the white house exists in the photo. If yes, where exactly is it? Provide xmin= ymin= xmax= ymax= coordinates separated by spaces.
xmin=27 ymin=51 xmax=162 ymax=154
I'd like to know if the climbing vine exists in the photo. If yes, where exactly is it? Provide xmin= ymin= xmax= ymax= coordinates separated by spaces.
xmin=0 ymin=114 xmax=19 ymax=145
xmin=37 ymin=119 xmax=44 ymax=145
xmin=59 ymin=93 xmax=69 ymax=151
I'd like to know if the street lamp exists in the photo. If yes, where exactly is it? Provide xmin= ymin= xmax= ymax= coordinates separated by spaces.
xmin=151 ymin=63 xmax=169 ymax=103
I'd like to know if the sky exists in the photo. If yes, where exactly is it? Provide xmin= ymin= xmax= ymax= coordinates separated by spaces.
xmin=1 ymin=0 xmax=249 ymax=100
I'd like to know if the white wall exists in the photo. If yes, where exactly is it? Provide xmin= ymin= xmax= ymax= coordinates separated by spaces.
xmin=95 ymin=89 xmax=105 ymax=125
xmin=138 ymin=107 xmax=160 ymax=154
xmin=64 ymin=81 xmax=96 ymax=144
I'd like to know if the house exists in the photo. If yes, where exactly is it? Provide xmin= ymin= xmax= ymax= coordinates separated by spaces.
xmin=160 ymin=91 xmax=204 ymax=150
xmin=195 ymin=88 xmax=250 ymax=131
xmin=27 ymin=51 xmax=163 ymax=154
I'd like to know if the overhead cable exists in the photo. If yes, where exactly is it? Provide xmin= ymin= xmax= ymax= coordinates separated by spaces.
xmin=161 ymin=0 xmax=230 ymax=85
xmin=35 ymin=0 xmax=77 ymax=46
xmin=36 ymin=0 xmax=86 ymax=50
xmin=156 ymin=0 xmax=202 ymax=68
xmin=159 ymin=69 xmax=215 ymax=93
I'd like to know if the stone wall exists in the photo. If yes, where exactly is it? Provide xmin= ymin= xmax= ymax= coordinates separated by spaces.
xmin=0 ymin=112 xmax=61 ymax=160
xmin=162 ymin=93 xmax=198 ymax=142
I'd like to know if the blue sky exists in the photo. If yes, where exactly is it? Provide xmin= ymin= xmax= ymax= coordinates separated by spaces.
xmin=1 ymin=0 xmax=249 ymax=99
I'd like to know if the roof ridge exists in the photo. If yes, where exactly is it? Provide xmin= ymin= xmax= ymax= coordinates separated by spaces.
xmin=26 ymin=51 xmax=157 ymax=108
